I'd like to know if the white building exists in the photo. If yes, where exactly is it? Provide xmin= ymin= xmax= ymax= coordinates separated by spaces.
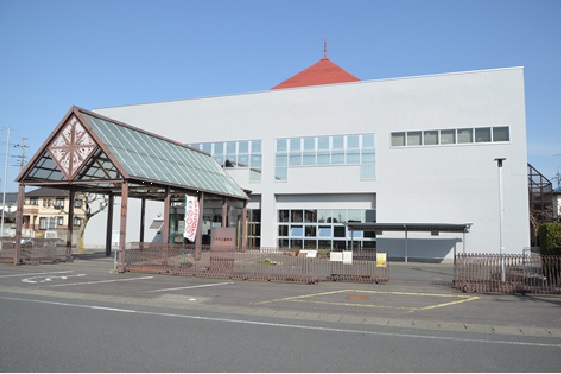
xmin=87 ymin=57 xmax=530 ymax=260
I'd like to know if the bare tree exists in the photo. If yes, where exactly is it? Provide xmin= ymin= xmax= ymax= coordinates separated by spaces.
xmin=77 ymin=192 xmax=109 ymax=251
xmin=58 ymin=192 xmax=108 ymax=251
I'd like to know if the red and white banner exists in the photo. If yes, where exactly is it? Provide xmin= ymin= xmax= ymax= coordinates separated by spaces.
xmin=184 ymin=195 xmax=199 ymax=242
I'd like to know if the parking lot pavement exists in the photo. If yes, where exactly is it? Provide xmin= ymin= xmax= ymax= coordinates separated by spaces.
xmin=1 ymin=256 xmax=561 ymax=337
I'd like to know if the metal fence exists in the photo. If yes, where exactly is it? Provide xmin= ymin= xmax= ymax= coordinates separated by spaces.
xmin=454 ymin=253 xmax=561 ymax=294
xmin=0 ymin=238 xmax=73 ymax=264
xmin=123 ymin=244 xmax=389 ymax=284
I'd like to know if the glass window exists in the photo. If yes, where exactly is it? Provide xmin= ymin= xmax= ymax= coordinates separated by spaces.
xmin=362 ymin=134 xmax=375 ymax=148
xmin=304 ymin=210 xmax=317 ymax=223
xmin=457 ymin=128 xmax=473 ymax=143
xmin=202 ymin=143 xmax=212 ymax=154
xmin=251 ymin=140 xmax=261 ymax=153
xmin=423 ymin=131 xmax=438 ymax=145
xmin=304 ymin=137 xmax=315 ymax=151
xmin=475 ymin=127 xmax=491 ymax=142
xmin=346 ymin=149 xmax=360 ymax=164
xmin=237 ymin=154 xmax=248 ymax=167
xmin=305 ymin=225 xmax=317 ymax=237
xmin=226 ymin=141 xmax=236 ymax=154
xmin=332 ymin=136 xmax=344 ymax=149
xmin=291 ymin=225 xmax=303 ymax=236
xmin=291 ymin=239 xmax=303 ymax=249
xmin=332 ymin=210 xmax=346 ymax=223
xmin=318 ymin=240 xmax=331 ymax=249
xmin=250 ymin=154 xmax=261 ymax=168
xmin=278 ymin=239 xmax=290 ymax=248
xmin=347 ymin=210 xmax=363 ymax=223
xmin=361 ymin=149 xmax=375 ymax=164
xmin=275 ymin=167 xmax=287 ymax=181
xmin=275 ymin=154 xmax=287 ymax=167
xmin=289 ymin=152 xmax=302 ymax=166
xmin=74 ymin=198 xmax=83 ymax=209
xmin=304 ymin=240 xmax=317 ymax=249
xmin=278 ymin=210 xmax=290 ymax=222
xmin=331 ymin=150 xmax=344 ymax=164
xmin=441 ymin=129 xmax=456 ymax=145
xmin=278 ymin=225 xmax=289 ymax=236
xmin=238 ymin=141 xmax=248 ymax=153
xmin=55 ymin=198 xmax=64 ymax=209
xmin=391 ymin=132 xmax=405 ymax=147
xmin=318 ymin=136 xmax=329 ymax=150
xmin=334 ymin=226 xmax=346 ymax=237
xmin=318 ymin=226 xmax=331 ymax=237
xmin=276 ymin=139 xmax=287 ymax=152
xmin=407 ymin=132 xmax=422 ymax=146
xmin=493 ymin=127 xmax=510 ymax=141
xmin=302 ymin=151 xmax=316 ymax=165
xmin=291 ymin=210 xmax=303 ymax=223
xmin=214 ymin=142 xmax=224 ymax=155
xmin=317 ymin=210 xmax=330 ymax=223
xmin=289 ymin=138 xmax=301 ymax=151
xmin=317 ymin=151 xmax=330 ymax=165
xmin=347 ymin=134 xmax=359 ymax=149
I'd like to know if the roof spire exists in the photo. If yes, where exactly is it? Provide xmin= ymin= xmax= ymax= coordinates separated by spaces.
xmin=323 ymin=38 xmax=328 ymax=59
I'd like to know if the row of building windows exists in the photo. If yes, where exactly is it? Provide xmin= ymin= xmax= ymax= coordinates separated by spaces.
xmin=28 ymin=197 xmax=84 ymax=209
xmin=38 ymin=216 xmax=82 ymax=230
xmin=188 ymin=140 xmax=262 ymax=181
xmin=277 ymin=209 xmax=376 ymax=250
xmin=391 ymin=126 xmax=510 ymax=147
xmin=275 ymin=134 xmax=376 ymax=181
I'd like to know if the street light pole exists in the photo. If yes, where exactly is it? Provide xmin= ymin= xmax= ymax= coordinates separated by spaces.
xmin=495 ymin=157 xmax=506 ymax=282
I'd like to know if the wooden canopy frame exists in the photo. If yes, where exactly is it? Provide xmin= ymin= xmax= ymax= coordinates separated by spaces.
xmin=13 ymin=106 xmax=250 ymax=270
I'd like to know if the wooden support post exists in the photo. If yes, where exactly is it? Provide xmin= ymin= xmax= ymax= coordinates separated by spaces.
xmin=118 ymin=182 xmax=128 ymax=273
xmin=67 ymin=189 xmax=75 ymax=259
xmin=241 ymin=199 xmax=248 ymax=250
xmin=105 ymin=193 xmax=114 ymax=257
xmin=140 ymin=197 xmax=146 ymax=243
xmin=163 ymin=188 xmax=170 ymax=244
xmin=195 ymin=191 xmax=204 ymax=260
xmin=222 ymin=197 xmax=228 ymax=228
xmin=163 ymin=187 xmax=171 ymax=266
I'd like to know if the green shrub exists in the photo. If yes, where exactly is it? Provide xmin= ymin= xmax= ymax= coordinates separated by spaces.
xmin=538 ymin=223 xmax=561 ymax=255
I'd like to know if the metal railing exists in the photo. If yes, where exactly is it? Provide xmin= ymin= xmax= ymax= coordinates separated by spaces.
xmin=454 ymin=253 xmax=561 ymax=294
xmin=123 ymin=244 xmax=389 ymax=284
xmin=0 ymin=237 xmax=73 ymax=264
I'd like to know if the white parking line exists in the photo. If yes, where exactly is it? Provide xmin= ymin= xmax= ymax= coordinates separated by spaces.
xmin=0 ymin=271 xmax=74 ymax=278
xmin=1 ymin=295 xmax=559 ymax=348
xmin=41 ymin=275 xmax=154 ymax=287
xmin=144 ymin=281 xmax=234 ymax=293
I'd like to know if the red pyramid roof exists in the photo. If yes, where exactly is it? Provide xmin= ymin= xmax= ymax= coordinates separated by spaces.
xmin=272 ymin=57 xmax=360 ymax=90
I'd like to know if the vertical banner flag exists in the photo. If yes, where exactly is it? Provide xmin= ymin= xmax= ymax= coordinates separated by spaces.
xmin=184 ymin=195 xmax=199 ymax=242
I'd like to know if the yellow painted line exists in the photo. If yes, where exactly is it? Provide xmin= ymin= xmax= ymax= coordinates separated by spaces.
xmin=257 ymin=290 xmax=480 ymax=312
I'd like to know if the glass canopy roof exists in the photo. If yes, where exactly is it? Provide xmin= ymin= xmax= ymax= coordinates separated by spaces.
xmin=18 ymin=107 xmax=248 ymax=201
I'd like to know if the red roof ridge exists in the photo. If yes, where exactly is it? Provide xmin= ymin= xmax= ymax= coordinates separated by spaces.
xmin=272 ymin=56 xmax=360 ymax=90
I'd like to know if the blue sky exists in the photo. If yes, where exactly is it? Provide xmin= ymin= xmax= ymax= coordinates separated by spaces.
xmin=0 ymin=0 xmax=560 ymax=192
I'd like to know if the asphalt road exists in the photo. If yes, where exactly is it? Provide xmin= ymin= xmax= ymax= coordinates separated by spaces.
xmin=1 ymin=256 xmax=560 ymax=372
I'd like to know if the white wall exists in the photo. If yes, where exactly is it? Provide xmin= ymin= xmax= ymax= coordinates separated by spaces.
xmin=90 ymin=67 xmax=530 ymax=258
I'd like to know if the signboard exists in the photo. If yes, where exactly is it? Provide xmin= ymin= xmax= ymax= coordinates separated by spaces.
xmin=376 ymin=252 xmax=387 ymax=268
xmin=210 ymin=227 xmax=236 ymax=249
xmin=184 ymin=195 xmax=199 ymax=242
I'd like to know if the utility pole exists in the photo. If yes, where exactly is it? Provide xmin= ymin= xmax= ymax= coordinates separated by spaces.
xmin=1 ymin=127 xmax=9 ymax=238
xmin=13 ymin=137 xmax=29 ymax=170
